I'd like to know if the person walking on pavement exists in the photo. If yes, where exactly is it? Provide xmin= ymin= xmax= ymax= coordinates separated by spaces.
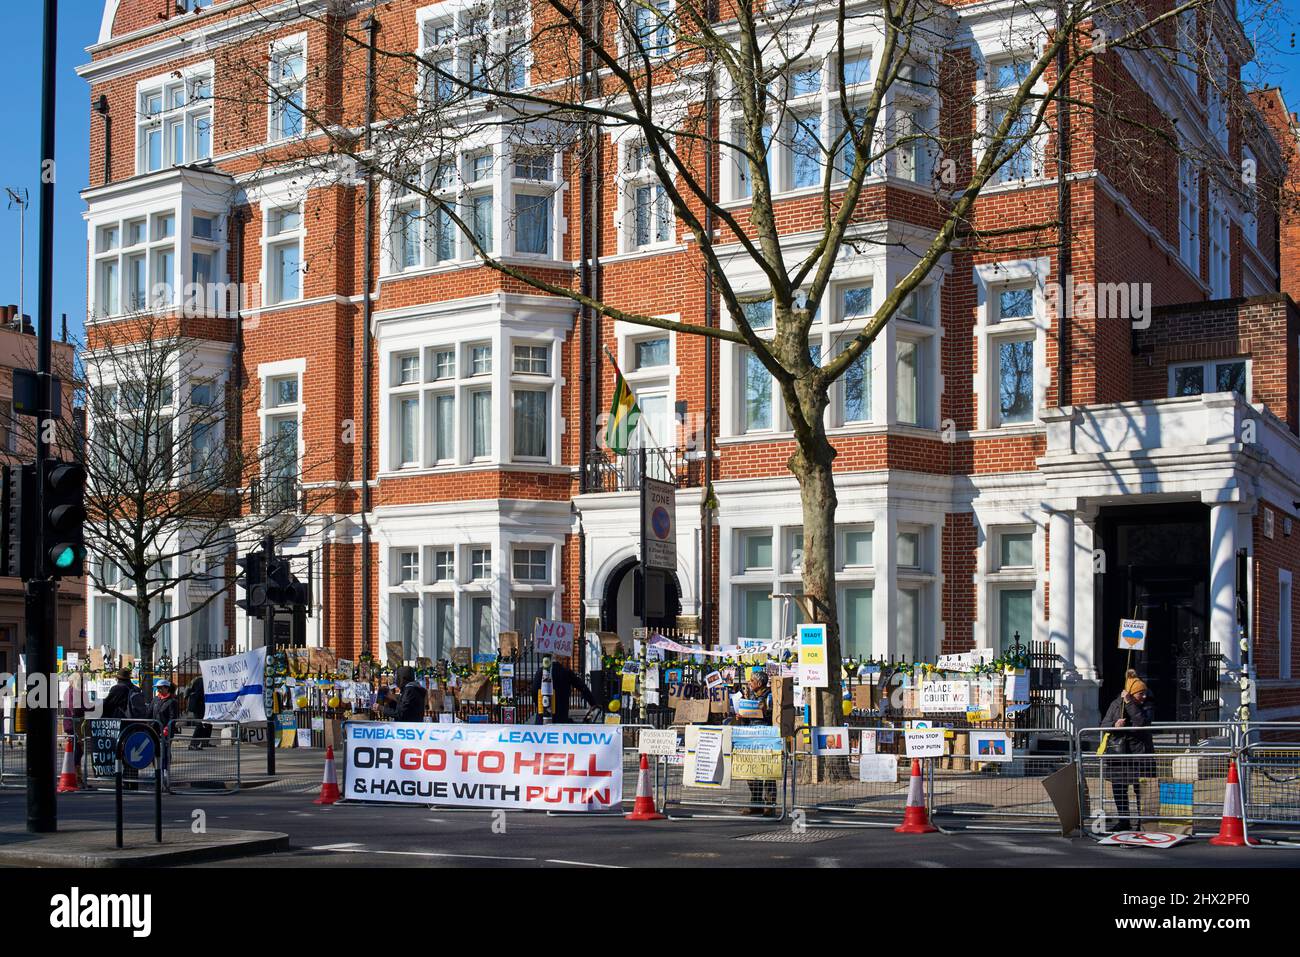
xmin=61 ymin=672 xmax=92 ymax=787
xmin=530 ymin=656 xmax=598 ymax=723
xmin=1101 ymin=669 xmax=1156 ymax=832
xmin=734 ymin=669 xmax=777 ymax=816
xmin=382 ymin=666 xmax=428 ymax=722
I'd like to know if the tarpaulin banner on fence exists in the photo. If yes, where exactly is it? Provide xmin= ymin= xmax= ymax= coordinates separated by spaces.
xmin=201 ymin=648 xmax=267 ymax=723
xmin=343 ymin=722 xmax=623 ymax=811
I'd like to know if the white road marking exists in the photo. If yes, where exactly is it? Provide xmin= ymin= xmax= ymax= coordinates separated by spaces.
xmin=543 ymin=859 xmax=624 ymax=868
xmin=310 ymin=843 xmax=535 ymax=862
xmin=813 ymin=857 xmax=840 ymax=868
xmin=1000 ymin=843 xmax=1068 ymax=856
xmin=913 ymin=860 xmax=945 ymax=868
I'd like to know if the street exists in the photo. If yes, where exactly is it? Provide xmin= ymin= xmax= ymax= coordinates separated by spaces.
xmin=1 ymin=786 xmax=1294 ymax=869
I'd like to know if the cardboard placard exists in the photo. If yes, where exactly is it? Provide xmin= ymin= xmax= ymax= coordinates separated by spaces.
xmin=459 ymin=673 xmax=492 ymax=703
xmin=770 ymin=676 xmax=796 ymax=738
xmin=498 ymin=631 xmax=520 ymax=657
xmin=598 ymin=632 xmax=624 ymax=656
xmin=450 ymin=648 xmax=473 ymax=668
xmin=385 ymin=642 xmax=406 ymax=667
xmin=673 ymin=697 xmax=710 ymax=724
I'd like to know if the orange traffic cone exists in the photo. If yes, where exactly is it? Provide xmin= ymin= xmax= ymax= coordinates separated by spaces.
xmin=624 ymin=753 xmax=665 ymax=821
xmin=895 ymin=758 xmax=938 ymax=834
xmin=313 ymin=746 xmax=341 ymax=805
xmin=56 ymin=737 xmax=79 ymax=794
xmin=1208 ymin=760 xmax=1257 ymax=846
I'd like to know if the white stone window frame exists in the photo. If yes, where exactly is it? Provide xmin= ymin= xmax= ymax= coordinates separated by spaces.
xmin=617 ymin=134 xmax=676 ymax=253
xmin=91 ymin=208 xmax=185 ymax=320
xmin=720 ymin=43 xmax=878 ymax=204
xmin=893 ymin=520 xmax=938 ymax=660
xmin=416 ymin=0 xmax=532 ymax=106
xmin=729 ymin=523 xmax=805 ymax=641
xmin=973 ymin=518 xmax=1045 ymax=654
xmin=886 ymin=77 xmax=939 ymax=186
xmin=973 ymin=258 xmax=1051 ymax=432
xmin=1178 ymin=152 xmax=1201 ymax=275
xmin=257 ymin=357 xmax=306 ymax=487
xmin=1241 ymin=144 xmax=1259 ymax=248
xmin=506 ymin=336 xmax=560 ymax=464
xmin=974 ymin=44 xmax=1049 ymax=188
xmin=261 ymin=198 xmax=306 ymax=307
xmin=267 ymin=33 xmax=309 ymax=145
xmin=616 ymin=320 xmax=678 ymax=450
xmin=1167 ymin=357 xmax=1252 ymax=401
xmin=1207 ymin=182 xmax=1231 ymax=298
xmin=507 ymin=148 xmax=563 ymax=259
xmin=393 ymin=547 xmax=421 ymax=587
xmin=1204 ymin=34 xmax=1229 ymax=155
xmin=135 ymin=62 xmax=214 ymax=174
xmin=618 ymin=0 xmax=676 ymax=63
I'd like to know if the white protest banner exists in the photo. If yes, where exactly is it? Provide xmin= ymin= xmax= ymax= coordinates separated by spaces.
xmin=638 ymin=728 xmax=679 ymax=756
xmin=344 ymin=723 xmax=623 ymax=810
xmin=920 ymin=680 xmax=971 ymax=713
xmin=859 ymin=754 xmax=898 ymax=783
xmin=1004 ymin=672 xmax=1030 ymax=703
xmin=534 ymin=620 xmax=575 ymax=657
xmin=201 ymin=648 xmax=267 ymax=723
xmin=904 ymin=729 xmax=945 ymax=759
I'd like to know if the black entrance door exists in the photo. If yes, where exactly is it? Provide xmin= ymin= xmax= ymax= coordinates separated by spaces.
xmin=1097 ymin=504 xmax=1212 ymax=723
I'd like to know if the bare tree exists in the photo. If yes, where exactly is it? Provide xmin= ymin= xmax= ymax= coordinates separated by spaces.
xmin=65 ymin=312 xmax=328 ymax=686
xmin=220 ymin=0 xmax=1289 ymax=720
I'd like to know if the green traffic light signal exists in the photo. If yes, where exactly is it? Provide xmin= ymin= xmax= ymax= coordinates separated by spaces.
xmin=51 ymin=545 xmax=76 ymax=570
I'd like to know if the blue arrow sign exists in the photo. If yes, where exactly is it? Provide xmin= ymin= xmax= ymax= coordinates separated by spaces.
xmin=122 ymin=729 xmax=156 ymax=770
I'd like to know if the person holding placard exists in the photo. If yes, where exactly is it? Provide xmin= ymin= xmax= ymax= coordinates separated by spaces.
xmin=735 ymin=670 xmax=777 ymax=816
xmin=1100 ymin=670 xmax=1155 ymax=831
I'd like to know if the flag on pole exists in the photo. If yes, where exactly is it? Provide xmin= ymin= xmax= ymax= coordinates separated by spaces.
xmin=605 ymin=356 xmax=641 ymax=455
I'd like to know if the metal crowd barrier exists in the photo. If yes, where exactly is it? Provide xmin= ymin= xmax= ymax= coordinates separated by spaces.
xmin=931 ymin=727 xmax=1076 ymax=833
xmin=164 ymin=719 xmax=242 ymax=794
xmin=1240 ymin=740 xmax=1300 ymax=847
xmin=662 ymin=724 xmax=788 ymax=822
xmin=790 ymin=726 xmax=914 ymax=828
xmin=1076 ymin=723 xmax=1235 ymax=836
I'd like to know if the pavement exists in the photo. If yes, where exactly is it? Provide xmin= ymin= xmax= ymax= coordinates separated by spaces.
xmin=0 ymin=819 xmax=288 ymax=868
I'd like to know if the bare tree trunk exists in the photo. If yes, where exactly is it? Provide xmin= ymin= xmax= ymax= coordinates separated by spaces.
xmin=791 ymin=429 xmax=843 ymax=725
xmin=136 ymin=599 xmax=154 ymax=695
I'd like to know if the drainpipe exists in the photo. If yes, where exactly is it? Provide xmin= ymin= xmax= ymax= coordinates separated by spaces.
xmin=701 ymin=2 xmax=717 ymax=647
xmin=1055 ymin=1 xmax=1071 ymax=407
xmin=360 ymin=14 xmax=379 ymax=659
xmin=93 ymin=95 xmax=111 ymax=186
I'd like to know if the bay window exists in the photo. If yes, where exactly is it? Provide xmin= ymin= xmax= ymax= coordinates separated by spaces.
xmin=91 ymin=211 xmax=182 ymax=319
xmin=137 ymin=68 xmax=213 ymax=173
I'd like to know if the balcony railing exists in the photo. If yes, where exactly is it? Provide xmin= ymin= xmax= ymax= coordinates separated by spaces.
xmin=250 ymin=475 xmax=304 ymax=514
xmin=582 ymin=446 xmax=694 ymax=493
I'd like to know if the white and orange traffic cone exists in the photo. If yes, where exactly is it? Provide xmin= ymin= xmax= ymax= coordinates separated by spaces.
xmin=1208 ymin=760 xmax=1257 ymax=846
xmin=895 ymin=758 xmax=938 ymax=834
xmin=624 ymin=753 xmax=666 ymax=821
xmin=313 ymin=746 xmax=341 ymax=805
xmin=56 ymin=737 xmax=79 ymax=794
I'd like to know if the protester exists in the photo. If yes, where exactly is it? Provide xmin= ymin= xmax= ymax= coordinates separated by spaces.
xmin=186 ymin=674 xmax=212 ymax=749
xmin=735 ymin=669 xmax=777 ymax=816
xmin=61 ymin=672 xmax=93 ymax=785
xmin=1101 ymin=669 xmax=1156 ymax=832
xmin=151 ymin=680 xmax=180 ymax=775
xmin=101 ymin=669 xmax=145 ymax=720
xmin=381 ymin=666 xmax=428 ymax=722
xmin=530 ymin=656 xmax=598 ymax=723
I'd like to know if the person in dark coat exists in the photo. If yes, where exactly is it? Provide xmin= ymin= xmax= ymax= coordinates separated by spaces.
xmin=382 ymin=666 xmax=428 ymax=722
xmin=530 ymin=657 xmax=598 ymax=723
xmin=101 ymin=669 xmax=141 ymax=720
xmin=186 ymin=675 xmax=213 ymax=749
xmin=151 ymin=680 xmax=181 ymax=773
xmin=1101 ymin=670 xmax=1156 ymax=831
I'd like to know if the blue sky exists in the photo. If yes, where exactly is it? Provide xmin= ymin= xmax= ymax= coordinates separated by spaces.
xmin=0 ymin=2 xmax=1295 ymax=348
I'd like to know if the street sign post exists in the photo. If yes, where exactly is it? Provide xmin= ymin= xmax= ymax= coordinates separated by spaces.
xmin=114 ymin=723 xmax=163 ymax=849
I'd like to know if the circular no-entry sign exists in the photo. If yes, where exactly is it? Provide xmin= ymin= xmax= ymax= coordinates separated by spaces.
xmin=1101 ymin=830 xmax=1187 ymax=848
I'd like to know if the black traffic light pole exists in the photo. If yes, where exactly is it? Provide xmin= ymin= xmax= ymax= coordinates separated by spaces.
xmin=26 ymin=0 xmax=59 ymax=834
xmin=263 ymin=535 xmax=275 ymax=776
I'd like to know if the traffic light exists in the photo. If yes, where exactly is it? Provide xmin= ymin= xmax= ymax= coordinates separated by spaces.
xmin=1 ymin=464 xmax=36 ymax=579
xmin=235 ymin=551 xmax=266 ymax=619
xmin=41 ymin=460 xmax=86 ymax=579
xmin=263 ymin=555 xmax=293 ymax=606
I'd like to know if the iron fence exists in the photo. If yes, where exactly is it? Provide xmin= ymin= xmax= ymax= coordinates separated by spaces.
xmin=164 ymin=719 xmax=241 ymax=794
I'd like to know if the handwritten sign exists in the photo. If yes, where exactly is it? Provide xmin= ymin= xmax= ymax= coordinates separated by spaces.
xmin=1118 ymin=619 xmax=1148 ymax=651
xmin=920 ymin=680 xmax=971 ymax=713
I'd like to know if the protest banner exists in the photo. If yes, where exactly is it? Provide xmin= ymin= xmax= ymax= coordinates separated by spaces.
xmin=534 ymin=620 xmax=574 ymax=657
xmin=343 ymin=723 xmax=623 ymax=811
xmin=201 ymin=648 xmax=267 ymax=723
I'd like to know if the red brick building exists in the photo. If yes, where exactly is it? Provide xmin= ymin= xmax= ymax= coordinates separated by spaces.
xmin=78 ymin=0 xmax=1299 ymax=725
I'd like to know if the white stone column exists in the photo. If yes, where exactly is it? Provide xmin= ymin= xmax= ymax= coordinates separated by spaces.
xmin=1048 ymin=507 xmax=1074 ymax=661
xmin=1208 ymin=502 xmax=1241 ymax=671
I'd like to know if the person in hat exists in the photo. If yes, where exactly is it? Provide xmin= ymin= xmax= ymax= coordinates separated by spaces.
xmin=381 ymin=666 xmax=428 ymax=723
xmin=1101 ymin=669 xmax=1156 ymax=831
xmin=102 ymin=668 xmax=145 ymax=720
xmin=151 ymin=680 xmax=180 ymax=776
xmin=735 ymin=668 xmax=777 ymax=816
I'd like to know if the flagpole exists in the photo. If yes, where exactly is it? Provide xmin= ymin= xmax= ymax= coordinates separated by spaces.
xmin=602 ymin=343 xmax=663 ymax=450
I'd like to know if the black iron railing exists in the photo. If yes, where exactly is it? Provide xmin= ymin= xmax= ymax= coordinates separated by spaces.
xmin=581 ymin=446 xmax=692 ymax=493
